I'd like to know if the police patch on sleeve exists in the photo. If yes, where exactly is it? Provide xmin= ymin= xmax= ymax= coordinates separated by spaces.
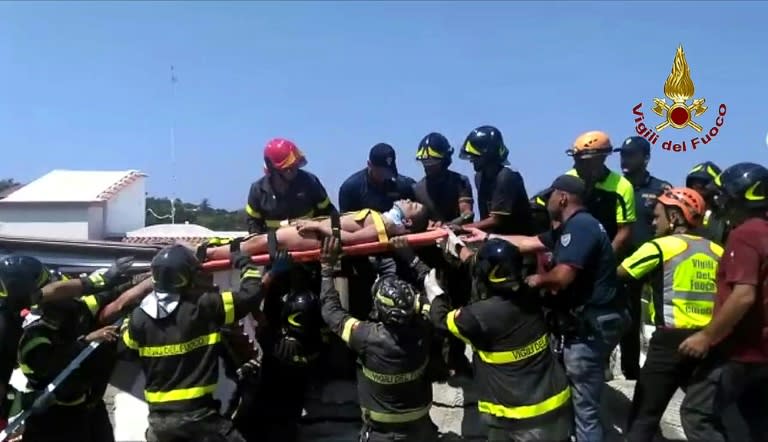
xmin=560 ymin=233 xmax=571 ymax=247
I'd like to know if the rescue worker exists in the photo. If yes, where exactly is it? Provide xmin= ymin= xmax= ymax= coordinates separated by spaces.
xmin=17 ymin=286 xmax=131 ymax=442
xmin=0 ymin=255 xmax=134 ymax=428
xmin=337 ymin=143 xmax=417 ymax=323
xmin=338 ymin=142 xmax=417 ymax=214
xmin=617 ymin=187 xmax=721 ymax=441
xmin=679 ymin=162 xmax=768 ymax=442
xmin=412 ymin=131 xmax=474 ymax=376
xmin=120 ymin=242 xmax=293 ymax=442
xmin=685 ymin=161 xmax=728 ymax=244
xmin=463 ymin=174 xmax=626 ymax=442
xmin=239 ymin=266 xmax=325 ymax=442
xmin=429 ymin=238 xmax=573 ymax=441
xmin=461 ymin=125 xmax=533 ymax=235
xmin=565 ymin=131 xmax=636 ymax=254
xmin=413 ymin=132 xmax=474 ymax=224
xmin=530 ymin=189 xmax=552 ymax=234
xmin=246 ymin=138 xmax=333 ymax=234
xmin=318 ymin=237 xmax=438 ymax=442
xmin=614 ymin=135 xmax=672 ymax=380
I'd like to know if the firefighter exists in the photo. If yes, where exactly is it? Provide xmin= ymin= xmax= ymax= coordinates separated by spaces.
xmin=685 ymin=161 xmax=728 ymax=244
xmin=413 ymin=132 xmax=474 ymax=225
xmin=428 ymin=238 xmax=573 ymax=441
xmin=0 ymin=255 xmax=133 ymax=429
xmin=246 ymin=137 xmax=334 ymax=234
xmin=462 ymin=174 xmax=626 ymax=442
xmin=565 ymin=131 xmax=636 ymax=254
xmin=120 ymin=242 xmax=293 ymax=442
xmin=238 ymin=265 xmax=325 ymax=442
xmin=17 ymin=287 xmax=131 ymax=442
xmin=679 ymin=162 xmax=768 ymax=442
xmin=617 ymin=187 xmax=721 ymax=441
xmin=614 ymin=135 xmax=672 ymax=380
xmin=318 ymin=237 xmax=438 ymax=442
xmin=412 ymin=131 xmax=474 ymax=376
xmin=461 ymin=125 xmax=533 ymax=235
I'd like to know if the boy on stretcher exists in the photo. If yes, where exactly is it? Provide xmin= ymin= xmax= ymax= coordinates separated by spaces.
xmin=203 ymin=199 xmax=430 ymax=261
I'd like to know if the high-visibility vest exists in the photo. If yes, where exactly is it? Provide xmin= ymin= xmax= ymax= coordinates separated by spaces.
xmin=648 ymin=234 xmax=723 ymax=329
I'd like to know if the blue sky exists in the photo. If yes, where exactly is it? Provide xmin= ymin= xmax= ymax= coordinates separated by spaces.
xmin=2 ymin=1 xmax=766 ymax=210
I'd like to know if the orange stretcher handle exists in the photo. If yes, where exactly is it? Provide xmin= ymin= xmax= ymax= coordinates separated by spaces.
xmin=200 ymin=229 xmax=448 ymax=272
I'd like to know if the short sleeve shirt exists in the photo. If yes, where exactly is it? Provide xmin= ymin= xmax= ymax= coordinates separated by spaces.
xmin=566 ymin=168 xmax=636 ymax=242
xmin=714 ymin=218 xmax=768 ymax=362
xmin=476 ymin=167 xmax=533 ymax=235
xmin=338 ymin=169 xmax=417 ymax=213
xmin=629 ymin=174 xmax=672 ymax=249
xmin=413 ymin=170 xmax=474 ymax=222
xmin=538 ymin=210 xmax=618 ymax=308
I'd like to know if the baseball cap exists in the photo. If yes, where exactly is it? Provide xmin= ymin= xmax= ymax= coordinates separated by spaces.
xmin=548 ymin=174 xmax=586 ymax=199
xmin=369 ymin=143 xmax=398 ymax=178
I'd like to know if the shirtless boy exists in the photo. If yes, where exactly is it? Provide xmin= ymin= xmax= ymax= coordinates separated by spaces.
xmin=204 ymin=199 xmax=429 ymax=261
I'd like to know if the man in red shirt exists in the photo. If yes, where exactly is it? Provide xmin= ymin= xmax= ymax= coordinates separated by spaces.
xmin=678 ymin=162 xmax=768 ymax=442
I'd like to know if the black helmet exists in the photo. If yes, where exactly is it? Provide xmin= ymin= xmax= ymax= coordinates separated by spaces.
xmin=0 ymin=255 xmax=49 ymax=311
xmin=530 ymin=188 xmax=551 ymax=211
xmin=416 ymin=132 xmax=454 ymax=167
xmin=370 ymin=277 xmax=419 ymax=326
xmin=615 ymin=136 xmax=651 ymax=156
xmin=472 ymin=239 xmax=524 ymax=298
xmin=150 ymin=245 xmax=201 ymax=295
xmin=281 ymin=290 xmax=321 ymax=337
xmin=686 ymin=161 xmax=722 ymax=187
xmin=714 ymin=162 xmax=768 ymax=210
xmin=459 ymin=125 xmax=509 ymax=164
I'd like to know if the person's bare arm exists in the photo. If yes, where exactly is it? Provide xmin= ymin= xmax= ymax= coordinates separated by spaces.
xmin=98 ymin=277 xmax=154 ymax=325
xmin=39 ymin=279 xmax=89 ymax=303
xmin=612 ymin=223 xmax=632 ymax=254
xmin=701 ymin=284 xmax=756 ymax=345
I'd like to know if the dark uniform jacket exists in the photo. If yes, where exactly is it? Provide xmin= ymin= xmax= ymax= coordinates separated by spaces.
xmin=18 ymin=289 xmax=121 ymax=407
xmin=121 ymin=266 xmax=264 ymax=413
xmin=628 ymin=172 xmax=671 ymax=251
xmin=476 ymin=166 xmax=533 ymax=235
xmin=338 ymin=169 xmax=416 ymax=213
xmin=246 ymin=170 xmax=332 ymax=234
xmin=413 ymin=170 xmax=473 ymax=223
xmin=430 ymin=292 xmax=571 ymax=431
xmin=319 ymin=276 xmax=433 ymax=426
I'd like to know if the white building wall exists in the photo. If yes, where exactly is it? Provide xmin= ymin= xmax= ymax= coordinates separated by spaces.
xmin=87 ymin=205 xmax=105 ymax=240
xmin=0 ymin=205 xmax=91 ymax=240
xmin=105 ymin=177 xmax=146 ymax=236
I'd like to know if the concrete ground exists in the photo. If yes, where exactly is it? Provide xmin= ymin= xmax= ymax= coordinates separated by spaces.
xmin=104 ymin=377 xmax=693 ymax=442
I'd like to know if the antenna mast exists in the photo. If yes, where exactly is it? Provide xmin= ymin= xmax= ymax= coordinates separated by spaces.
xmin=169 ymin=65 xmax=178 ymax=224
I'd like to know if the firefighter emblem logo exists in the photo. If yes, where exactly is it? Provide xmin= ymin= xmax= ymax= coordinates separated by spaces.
xmin=630 ymin=45 xmax=727 ymax=153
xmin=652 ymin=45 xmax=707 ymax=132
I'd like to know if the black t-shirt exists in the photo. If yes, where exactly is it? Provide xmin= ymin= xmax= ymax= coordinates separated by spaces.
xmin=476 ymin=167 xmax=533 ymax=235
xmin=338 ymin=169 xmax=416 ymax=213
xmin=538 ymin=210 xmax=618 ymax=308
xmin=413 ymin=170 xmax=473 ymax=222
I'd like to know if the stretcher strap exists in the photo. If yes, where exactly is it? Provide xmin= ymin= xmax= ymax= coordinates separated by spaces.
xmin=354 ymin=209 xmax=388 ymax=244
xmin=267 ymin=230 xmax=278 ymax=261
xmin=330 ymin=208 xmax=341 ymax=242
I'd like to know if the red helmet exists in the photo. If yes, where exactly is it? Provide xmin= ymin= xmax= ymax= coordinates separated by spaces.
xmin=263 ymin=138 xmax=307 ymax=172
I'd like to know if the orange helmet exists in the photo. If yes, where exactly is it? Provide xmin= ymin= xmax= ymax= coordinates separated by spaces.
xmin=657 ymin=187 xmax=707 ymax=227
xmin=566 ymin=131 xmax=613 ymax=158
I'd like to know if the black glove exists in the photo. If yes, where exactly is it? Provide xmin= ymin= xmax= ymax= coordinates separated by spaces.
xmin=269 ymin=250 xmax=293 ymax=278
xmin=226 ymin=237 xmax=253 ymax=270
xmin=80 ymin=256 xmax=134 ymax=293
